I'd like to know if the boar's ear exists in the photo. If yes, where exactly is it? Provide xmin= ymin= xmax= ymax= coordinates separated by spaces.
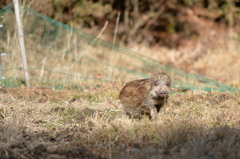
xmin=160 ymin=72 xmax=171 ymax=83
xmin=149 ymin=73 xmax=157 ymax=84
xmin=167 ymin=75 xmax=171 ymax=84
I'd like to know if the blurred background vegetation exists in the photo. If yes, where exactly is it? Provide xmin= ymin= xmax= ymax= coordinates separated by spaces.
xmin=1 ymin=0 xmax=240 ymax=50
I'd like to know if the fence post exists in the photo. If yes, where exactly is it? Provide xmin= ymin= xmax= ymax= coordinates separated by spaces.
xmin=13 ymin=0 xmax=30 ymax=87
xmin=0 ymin=24 xmax=5 ymax=80
xmin=0 ymin=52 xmax=6 ymax=80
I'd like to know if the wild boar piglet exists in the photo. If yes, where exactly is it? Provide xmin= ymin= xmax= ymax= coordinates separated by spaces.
xmin=119 ymin=72 xmax=171 ymax=120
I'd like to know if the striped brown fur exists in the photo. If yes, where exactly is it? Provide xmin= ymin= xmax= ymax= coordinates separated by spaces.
xmin=119 ymin=72 xmax=171 ymax=120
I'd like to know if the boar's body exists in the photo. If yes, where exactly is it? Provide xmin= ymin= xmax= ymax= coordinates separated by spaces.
xmin=119 ymin=72 xmax=171 ymax=120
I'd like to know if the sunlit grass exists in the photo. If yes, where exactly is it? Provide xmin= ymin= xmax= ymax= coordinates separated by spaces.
xmin=0 ymin=86 xmax=239 ymax=158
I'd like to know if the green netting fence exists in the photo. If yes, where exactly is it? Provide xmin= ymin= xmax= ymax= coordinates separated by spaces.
xmin=0 ymin=4 xmax=239 ymax=93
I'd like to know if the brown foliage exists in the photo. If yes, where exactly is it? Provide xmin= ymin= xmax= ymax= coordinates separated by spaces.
xmin=1 ymin=0 xmax=240 ymax=49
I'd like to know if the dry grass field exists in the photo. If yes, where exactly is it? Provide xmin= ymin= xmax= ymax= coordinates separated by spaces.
xmin=0 ymin=2 xmax=240 ymax=159
xmin=1 ymin=32 xmax=240 ymax=158
xmin=0 ymin=79 xmax=239 ymax=158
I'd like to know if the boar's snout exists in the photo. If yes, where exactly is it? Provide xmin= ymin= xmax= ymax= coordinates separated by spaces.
xmin=158 ymin=90 xmax=169 ymax=97
xmin=157 ymin=85 xmax=170 ymax=98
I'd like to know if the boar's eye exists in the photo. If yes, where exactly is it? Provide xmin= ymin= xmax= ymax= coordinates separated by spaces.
xmin=154 ymin=81 xmax=159 ymax=86
xmin=165 ymin=81 xmax=170 ymax=86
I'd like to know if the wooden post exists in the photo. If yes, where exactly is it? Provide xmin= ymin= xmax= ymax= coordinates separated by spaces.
xmin=0 ymin=53 xmax=6 ymax=80
xmin=13 ymin=0 xmax=30 ymax=87
xmin=0 ymin=25 xmax=4 ymax=80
